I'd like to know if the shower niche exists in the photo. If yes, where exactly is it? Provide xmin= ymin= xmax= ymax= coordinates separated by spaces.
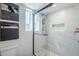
xmin=0 ymin=3 xmax=19 ymax=41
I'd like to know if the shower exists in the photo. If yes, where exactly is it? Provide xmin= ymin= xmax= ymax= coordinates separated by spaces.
xmin=32 ymin=3 xmax=79 ymax=56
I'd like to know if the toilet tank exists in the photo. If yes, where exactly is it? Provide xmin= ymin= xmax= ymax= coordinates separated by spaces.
xmin=0 ymin=44 xmax=18 ymax=56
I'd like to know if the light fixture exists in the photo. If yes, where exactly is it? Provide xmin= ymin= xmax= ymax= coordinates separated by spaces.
xmin=53 ymin=4 xmax=56 ymax=7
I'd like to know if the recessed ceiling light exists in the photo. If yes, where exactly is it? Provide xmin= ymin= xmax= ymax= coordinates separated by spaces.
xmin=53 ymin=4 xmax=56 ymax=7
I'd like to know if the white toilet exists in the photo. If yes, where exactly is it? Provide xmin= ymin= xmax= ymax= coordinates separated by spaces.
xmin=0 ymin=44 xmax=18 ymax=56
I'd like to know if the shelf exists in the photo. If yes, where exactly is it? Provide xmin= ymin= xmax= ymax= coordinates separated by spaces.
xmin=1 ymin=10 xmax=19 ymax=21
xmin=0 ymin=3 xmax=19 ymax=41
xmin=0 ymin=19 xmax=19 ymax=24
xmin=1 ymin=9 xmax=18 ymax=14
xmin=1 ymin=3 xmax=19 ymax=14
xmin=1 ymin=26 xmax=19 ymax=29
xmin=35 ymin=33 xmax=48 ymax=36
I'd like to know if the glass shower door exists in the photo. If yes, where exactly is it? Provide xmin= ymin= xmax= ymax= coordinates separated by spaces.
xmin=34 ymin=13 xmax=48 ymax=56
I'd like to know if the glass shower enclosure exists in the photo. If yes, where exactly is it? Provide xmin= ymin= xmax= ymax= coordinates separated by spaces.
xmin=33 ymin=3 xmax=79 ymax=56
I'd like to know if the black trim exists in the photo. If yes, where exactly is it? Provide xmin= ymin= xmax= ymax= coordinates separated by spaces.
xmin=32 ymin=13 xmax=35 ymax=56
xmin=35 ymin=3 xmax=53 ymax=14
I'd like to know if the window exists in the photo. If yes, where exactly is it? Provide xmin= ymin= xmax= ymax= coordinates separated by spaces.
xmin=25 ymin=8 xmax=33 ymax=31
xmin=25 ymin=8 xmax=40 ymax=32
xmin=34 ymin=14 xmax=40 ymax=31
xmin=34 ymin=13 xmax=43 ymax=33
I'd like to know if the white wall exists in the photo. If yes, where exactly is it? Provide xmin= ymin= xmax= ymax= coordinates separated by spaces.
xmin=17 ymin=4 xmax=33 ymax=56
xmin=0 ymin=4 xmax=33 ymax=56
xmin=46 ymin=4 xmax=79 ymax=56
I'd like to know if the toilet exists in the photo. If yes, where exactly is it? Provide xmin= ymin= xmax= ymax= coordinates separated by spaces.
xmin=0 ymin=44 xmax=18 ymax=56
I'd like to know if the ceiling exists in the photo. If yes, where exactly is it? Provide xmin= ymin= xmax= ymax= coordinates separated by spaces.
xmin=23 ymin=3 xmax=78 ymax=15
xmin=23 ymin=3 xmax=49 ymax=10
xmin=40 ymin=3 xmax=78 ymax=15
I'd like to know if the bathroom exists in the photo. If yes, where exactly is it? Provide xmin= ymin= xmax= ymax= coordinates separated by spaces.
xmin=0 ymin=3 xmax=79 ymax=56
